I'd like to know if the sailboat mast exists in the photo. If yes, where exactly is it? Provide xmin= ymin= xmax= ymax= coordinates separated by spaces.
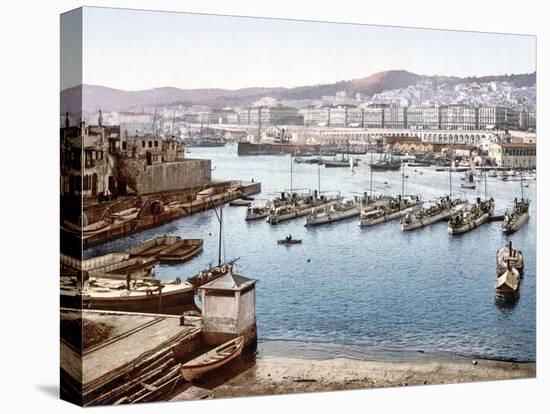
xmin=317 ymin=162 xmax=321 ymax=195
xmin=520 ymin=168 xmax=524 ymax=200
xmin=484 ymin=169 xmax=488 ymax=200
xmin=370 ymin=150 xmax=373 ymax=198
xmin=290 ymin=152 xmax=293 ymax=194
xmin=218 ymin=205 xmax=223 ymax=266
xmin=401 ymin=163 xmax=405 ymax=199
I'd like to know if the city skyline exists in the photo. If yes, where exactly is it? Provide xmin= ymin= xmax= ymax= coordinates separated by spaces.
xmin=71 ymin=7 xmax=536 ymax=91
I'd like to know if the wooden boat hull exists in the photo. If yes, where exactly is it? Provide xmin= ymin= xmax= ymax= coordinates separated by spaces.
xmin=497 ymin=245 xmax=524 ymax=276
xmin=158 ymin=240 xmax=204 ymax=263
xmin=181 ymin=336 xmax=244 ymax=381
xmin=495 ymin=269 xmax=521 ymax=299
xmin=229 ymin=199 xmax=252 ymax=206
xmin=277 ymin=239 xmax=302 ymax=245
xmin=60 ymin=287 xmax=196 ymax=315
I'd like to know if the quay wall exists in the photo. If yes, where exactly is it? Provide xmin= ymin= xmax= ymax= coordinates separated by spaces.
xmin=135 ymin=159 xmax=211 ymax=195
xmin=60 ymin=180 xmax=262 ymax=251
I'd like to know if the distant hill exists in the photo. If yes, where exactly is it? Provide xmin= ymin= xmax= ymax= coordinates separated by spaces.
xmin=60 ymin=70 xmax=536 ymax=113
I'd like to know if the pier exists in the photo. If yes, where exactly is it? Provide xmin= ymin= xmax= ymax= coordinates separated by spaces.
xmin=62 ymin=180 xmax=260 ymax=250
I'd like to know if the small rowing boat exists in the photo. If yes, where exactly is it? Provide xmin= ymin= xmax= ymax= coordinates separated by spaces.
xmin=229 ymin=198 xmax=252 ymax=207
xmin=111 ymin=207 xmax=139 ymax=224
xmin=181 ymin=336 xmax=244 ymax=381
xmin=277 ymin=238 xmax=302 ymax=245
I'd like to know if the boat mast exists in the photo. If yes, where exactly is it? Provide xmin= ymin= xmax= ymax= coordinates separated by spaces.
xmin=484 ymin=168 xmax=488 ymax=200
xmin=369 ymin=150 xmax=374 ymax=198
xmin=401 ymin=162 xmax=405 ymax=199
xmin=317 ymin=162 xmax=321 ymax=195
xmin=257 ymin=107 xmax=262 ymax=143
xmin=520 ymin=166 xmax=524 ymax=201
xmin=218 ymin=205 xmax=223 ymax=266
xmin=290 ymin=151 xmax=293 ymax=195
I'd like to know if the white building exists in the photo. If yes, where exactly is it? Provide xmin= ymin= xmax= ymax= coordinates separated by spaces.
xmin=488 ymin=142 xmax=536 ymax=168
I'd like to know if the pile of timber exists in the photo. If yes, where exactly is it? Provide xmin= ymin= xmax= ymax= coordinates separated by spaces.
xmin=84 ymin=326 xmax=200 ymax=406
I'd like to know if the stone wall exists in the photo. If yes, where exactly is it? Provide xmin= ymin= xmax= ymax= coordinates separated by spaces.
xmin=135 ymin=158 xmax=211 ymax=194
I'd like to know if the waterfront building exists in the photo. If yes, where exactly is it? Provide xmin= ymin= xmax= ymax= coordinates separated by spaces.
xmin=440 ymin=105 xmax=479 ymax=130
xmin=238 ymin=105 xmax=301 ymax=126
xmin=383 ymin=106 xmax=407 ymax=129
xmin=518 ymin=109 xmax=536 ymax=131
xmin=60 ymin=111 xmax=212 ymax=199
xmin=488 ymin=142 xmax=536 ymax=168
xmin=363 ymin=104 xmax=386 ymax=129
xmin=478 ymin=106 xmax=507 ymax=130
xmin=407 ymin=106 xmax=440 ymax=130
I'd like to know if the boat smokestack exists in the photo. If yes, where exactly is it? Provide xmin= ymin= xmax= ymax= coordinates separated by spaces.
xmin=98 ymin=109 xmax=103 ymax=127
xmin=65 ymin=112 xmax=70 ymax=129
xmin=509 ymin=240 xmax=512 ymax=256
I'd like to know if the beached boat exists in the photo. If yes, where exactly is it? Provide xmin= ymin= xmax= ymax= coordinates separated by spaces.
xmin=229 ymin=198 xmax=252 ymax=207
xmin=400 ymin=196 xmax=467 ymax=231
xmin=447 ymin=198 xmax=495 ymax=235
xmin=60 ymin=274 xmax=195 ymax=314
xmin=245 ymin=206 xmax=270 ymax=221
xmin=111 ymin=207 xmax=139 ymax=224
xmin=180 ymin=336 xmax=244 ymax=381
xmin=497 ymin=241 xmax=524 ymax=276
xmin=359 ymin=196 xmax=423 ymax=227
xmin=157 ymin=239 xmax=203 ymax=263
xmin=495 ymin=266 xmax=521 ymax=300
xmin=502 ymin=198 xmax=530 ymax=233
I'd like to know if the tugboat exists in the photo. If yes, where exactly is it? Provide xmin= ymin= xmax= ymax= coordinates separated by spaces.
xmin=447 ymin=197 xmax=495 ymax=235
xmin=502 ymin=171 xmax=530 ymax=233
xmin=401 ymin=196 xmax=468 ymax=231
xmin=359 ymin=195 xmax=423 ymax=227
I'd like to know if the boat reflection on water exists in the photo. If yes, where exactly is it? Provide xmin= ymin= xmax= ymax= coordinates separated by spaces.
xmin=495 ymin=295 xmax=519 ymax=311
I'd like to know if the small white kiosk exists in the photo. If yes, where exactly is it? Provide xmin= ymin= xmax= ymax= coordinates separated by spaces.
xmin=199 ymin=270 xmax=257 ymax=347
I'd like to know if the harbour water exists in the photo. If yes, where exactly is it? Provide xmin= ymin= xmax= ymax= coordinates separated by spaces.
xmin=86 ymin=144 xmax=536 ymax=362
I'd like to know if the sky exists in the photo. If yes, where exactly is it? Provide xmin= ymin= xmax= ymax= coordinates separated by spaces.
xmin=67 ymin=7 xmax=536 ymax=91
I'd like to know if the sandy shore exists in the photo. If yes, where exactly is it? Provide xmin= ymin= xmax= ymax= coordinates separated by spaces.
xmin=211 ymin=355 xmax=535 ymax=398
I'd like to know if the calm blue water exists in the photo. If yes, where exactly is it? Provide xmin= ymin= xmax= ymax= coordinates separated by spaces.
xmin=86 ymin=143 xmax=536 ymax=362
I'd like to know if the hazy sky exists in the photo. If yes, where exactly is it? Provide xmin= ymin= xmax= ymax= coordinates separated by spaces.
xmin=78 ymin=7 xmax=536 ymax=91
